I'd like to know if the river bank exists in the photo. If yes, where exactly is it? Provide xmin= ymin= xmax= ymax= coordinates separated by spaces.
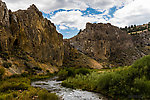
xmin=31 ymin=77 xmax=107 ymax=100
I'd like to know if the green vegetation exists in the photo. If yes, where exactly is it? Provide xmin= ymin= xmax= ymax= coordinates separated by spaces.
xmin=0 ymin=67 xmax=5 ymax=79
xmin=0 ymin=74 xmax=58 ymax=100
xmin=57 ymin=67 xmax=90 ymax=81
xmin=62 ymin=55 xmax=150 ymax=99
xmin=38 ymin=89 xmax=58 ymax=100
xmin=121 ymin=23 xmax=150 ymax=34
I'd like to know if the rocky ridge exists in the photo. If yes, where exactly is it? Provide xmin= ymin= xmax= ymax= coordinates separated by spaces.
xmin=131 ymin=31 xmax=150 ymax=55
xmin=68 ymin=23 xmax=144 ymax=66
xmin=0 ymin=0 xmax=63 ymax=76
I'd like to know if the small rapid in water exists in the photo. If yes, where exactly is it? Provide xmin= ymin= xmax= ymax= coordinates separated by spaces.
xmin=31 ymin=77 xmax=108 ymax=100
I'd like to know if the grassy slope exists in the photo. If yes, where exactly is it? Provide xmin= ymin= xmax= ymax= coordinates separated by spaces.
xmin=0 ymin=73 xmax=58 ymax=100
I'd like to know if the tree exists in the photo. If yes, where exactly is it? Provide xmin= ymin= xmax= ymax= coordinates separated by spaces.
xmin=134 ymin=25 xmax=136 ymax=28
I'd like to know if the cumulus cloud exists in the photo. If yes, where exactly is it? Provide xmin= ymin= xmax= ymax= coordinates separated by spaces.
xmin=59 ymin=25 xmax=68 ymax=30
xmin=50 ymin=10 xmax=108 ymax=30
xmin=110 ymin=0 xmax=150 ymax=27
xmin=3 ymin=0 xmax=150 ymax=38
xmin=3 ymin=0 xmax=129 ymax=12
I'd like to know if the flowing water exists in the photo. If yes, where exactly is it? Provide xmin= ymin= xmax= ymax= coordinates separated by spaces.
xmin=31 ymin=77 xmax=108 ymax=100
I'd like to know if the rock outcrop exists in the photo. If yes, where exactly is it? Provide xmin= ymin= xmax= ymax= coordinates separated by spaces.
xmin=0 ymin=1 xmax=64 ymax=66
xmin=0 ymin=0 xmax=63 ymax=75
xmin=68 ymin=23 xmax=143 ymax=66
xmin=0 ymin=0 xmax=9 ymax=26
xmin=63 ymin=39 xmax=102 ymax=69
xmin=131 ymin=31 xmax=150 ymax=55
xmin=9 ymin=4 xmax=64 ymax=66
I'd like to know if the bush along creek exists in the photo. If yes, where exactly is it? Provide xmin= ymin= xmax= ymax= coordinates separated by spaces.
xmin=61 ymin=55 xmax=150 ymax=99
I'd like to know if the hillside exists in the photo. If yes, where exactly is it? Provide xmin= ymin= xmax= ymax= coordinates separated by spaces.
xmin=67 ymin=23 xmax=143 ymax=67
xmin=121 ymin=22 xmax=150 ymax=34
xmin=63 ymin=39 xmax=102 ymax=69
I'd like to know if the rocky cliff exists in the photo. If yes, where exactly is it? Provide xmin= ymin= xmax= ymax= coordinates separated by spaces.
xmin=68 ymin=23 xmax=143 ymax=66
xmin=0 ymin=0 xmax=63 ymax=76
xmin=63 ymin=39 xmax=102 ymax=69
xmin=131 ymin=31 xmax=150 ymax=55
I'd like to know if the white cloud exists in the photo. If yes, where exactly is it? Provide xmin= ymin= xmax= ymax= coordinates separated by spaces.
xmin=3 ymin=0 xmax=150 ymax=30
xmin=110 ymin=0 xmax=150 ymax=27
xmin=59 ymin=25 xmax=68 ymax=30
xmin=50 ymin=10 xmax=108 ymax=30
xmin=48 ymin=0 xmax=138 ymax=30
xmin=3 ymin=0 xmax=130 ymax=12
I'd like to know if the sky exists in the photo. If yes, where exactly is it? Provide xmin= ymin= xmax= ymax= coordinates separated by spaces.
xmin=3 ymin=0 xmax=150 ymax=38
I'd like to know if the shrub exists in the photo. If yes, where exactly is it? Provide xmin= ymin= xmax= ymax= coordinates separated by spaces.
xmin=0 ymin=67 xmax=5 ymax=79
xmin=0 ymin=82 xmax=28 ymax=92
xmin=38 ymin=89 xmax=58 ymax=100
xmin=132 ymin=55 xmax=150 ymax=69
xmin=57 ymin=69 xmax=68 ymax=81
xmin=132 ymin=55 xmax=150 ymax=79
xmin=134 ymin=77 xmax=150 ymax=96
xmin=64 ymin=67 xmax=75 ymax=77
xmin=75 ymin=68 xmax=90 ymax=75
xmin=97 ymin=73 xmax=112 ymax=90
xmin=3 ymin=62 xmax=12 ymax=68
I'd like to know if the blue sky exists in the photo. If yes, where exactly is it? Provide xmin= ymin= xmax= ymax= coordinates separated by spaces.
xmin=42 ymin=6 xmax=119 ymax=38
xmin=3 ymin=0 xmax=150 ymax=39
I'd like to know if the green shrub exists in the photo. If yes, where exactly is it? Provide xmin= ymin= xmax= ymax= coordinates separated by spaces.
xmin=75 ymin=68 xmax=90 ymax=75
xmin=134 ymin=77 xmax=150 ymax=96
xmin=97 ymin=73 xmax=112 ymax=90
xmin=64 ymin=67 xmax=75 ymax=77
xmin=57 ymin=69 xmax=68 ymax=81
xmin=0 ymin=82 xmax=28 ymax=92
xmin=38 ymin=89 xmax=58 ymax=100
xmin=132 ymin=55 xmax=150 ymax=79
xmin=30 ymin=75 xmax=50 ymax=81
xmin=3 ymin=62 xmax=12 ymax=68
xmin=0 ymin=67 xmax=5 ymax=79
xmin=132 ymin=55 xmax=150 ymax=70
